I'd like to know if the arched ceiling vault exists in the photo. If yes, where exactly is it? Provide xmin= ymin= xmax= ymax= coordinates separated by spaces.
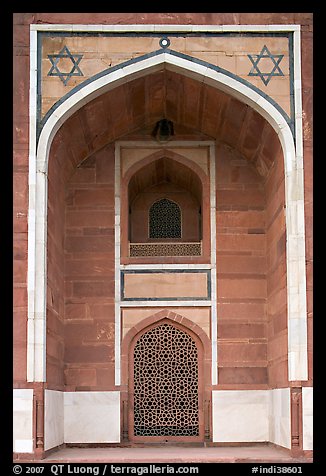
xmin=49 ymin=69 xmax=282 ymax=181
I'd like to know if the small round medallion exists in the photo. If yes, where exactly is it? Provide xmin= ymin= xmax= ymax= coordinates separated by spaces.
xmin=159 ymin=37 xmax=170 ymax=48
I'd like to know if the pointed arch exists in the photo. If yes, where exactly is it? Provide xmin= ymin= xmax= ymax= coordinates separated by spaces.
xmin=28 ymin=49 xmax=307 ymax=384
xmin=130 ymin=319 xmax=202 ymax=441
xmin=122 ymin=148 xmax=210 ymax=258
xmin=121 ymin=309 xmax=212 ymax=387
xmin=120 ymin=309 xmax=211 ymax=441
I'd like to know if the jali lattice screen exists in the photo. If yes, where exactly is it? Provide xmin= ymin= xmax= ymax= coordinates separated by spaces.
xmin=149 ymin=199 xmax=181 ymax=239
xmin=133 ymin=323 xmax=199 ymax=437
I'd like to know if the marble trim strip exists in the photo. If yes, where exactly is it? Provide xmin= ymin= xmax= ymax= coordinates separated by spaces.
xmin=210 ymin=143 xmax=218 ymax=385
xmin=120 ymin=300 xmax=212 ymax=308
xmin=27 ymin=28 xmax=47 ymax=382
xmin=114 ymin=143 xmax=121 ymax=386
xmin=31 ymin=24 xmax=301 ymax=32
xmin=302 ymin=387 xmax=313 ymax=450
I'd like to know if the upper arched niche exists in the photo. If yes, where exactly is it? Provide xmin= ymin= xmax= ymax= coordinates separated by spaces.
xmin=128 ymin=156 xmax=203 ymax=244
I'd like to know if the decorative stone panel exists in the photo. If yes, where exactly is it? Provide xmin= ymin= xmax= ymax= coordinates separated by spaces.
xmin=121 ymin=270 xmax=210 ymax=301
xmin=129 ymin=242 xmax=202 ymax=257
xmin=39 ymin=32 xmax=292 ymax=123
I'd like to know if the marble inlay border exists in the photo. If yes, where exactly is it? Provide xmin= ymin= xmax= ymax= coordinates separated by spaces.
xmin=120 ymin=269 xmax=211 ymax=302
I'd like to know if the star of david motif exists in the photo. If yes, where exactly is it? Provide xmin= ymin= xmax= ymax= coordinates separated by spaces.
xmin=247 ymin=45 xmax=284 ymax=86
xmin=47 ymin=46 xmax=83 ymax=85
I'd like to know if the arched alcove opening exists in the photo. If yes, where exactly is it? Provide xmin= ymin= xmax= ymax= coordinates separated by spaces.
xmin=127 ymin=156 xmax=204 ymax=258
xmin=40 ymin=64 xmax=292 ymax=392
xmin=130 ymin=321 xmax=201 ymax=442
xmin=27 ymin=51 xmax=308 ymax=451
xmin=121 ymin=310 xmax=211 ymax=442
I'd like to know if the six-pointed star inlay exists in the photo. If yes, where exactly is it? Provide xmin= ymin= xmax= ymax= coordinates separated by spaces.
xmin=47 ymin=45 xmax=83 ymax=85
xmin=247 ymin=45 xmax=284 ymax=86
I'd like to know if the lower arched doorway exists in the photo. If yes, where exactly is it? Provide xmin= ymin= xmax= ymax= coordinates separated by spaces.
xmin=129 ymin=320 xmax=204 ymax=443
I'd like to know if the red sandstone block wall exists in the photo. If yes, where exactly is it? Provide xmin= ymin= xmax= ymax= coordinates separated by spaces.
xmin=301 ymin=26 xmax=313 ymax=383
xmin=215 ymin=138 xmax=289 ymax=388
xmin=216 ymin=143 xmax=268 ymax=385
xmin=46 ymin=133 xmax=70 ymax=389
xmin=63 ymin=144 xmax=116 ymax=390
xmin=265 ymin=146 xmax=288 ymax=387
xmin=13 ymin=22 xmax=30 ymax=383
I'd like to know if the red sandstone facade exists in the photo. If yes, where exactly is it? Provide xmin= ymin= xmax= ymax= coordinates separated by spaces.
xmin=13 ymin=13 xmax=313 ymax=460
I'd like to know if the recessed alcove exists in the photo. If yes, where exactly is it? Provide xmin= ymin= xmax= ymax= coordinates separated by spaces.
xmin=128 ymin=156 xmax=203 ymax=257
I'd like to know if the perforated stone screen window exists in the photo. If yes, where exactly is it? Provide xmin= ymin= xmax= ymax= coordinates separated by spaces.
xmin=129 ymin=242 xmax=201 ymax=257
xmin=149 ymin=199 xmax=181 ymax=239
xmin=133 ymin=323 xmax=199 ymax=437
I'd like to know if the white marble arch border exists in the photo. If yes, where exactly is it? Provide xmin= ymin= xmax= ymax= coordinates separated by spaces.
xmin=27 ymin=24 xmax=307 ymax=383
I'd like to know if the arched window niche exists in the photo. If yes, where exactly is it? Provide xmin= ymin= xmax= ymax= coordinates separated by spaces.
xmin=125 ymin=154 xmax=206 ymax=260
